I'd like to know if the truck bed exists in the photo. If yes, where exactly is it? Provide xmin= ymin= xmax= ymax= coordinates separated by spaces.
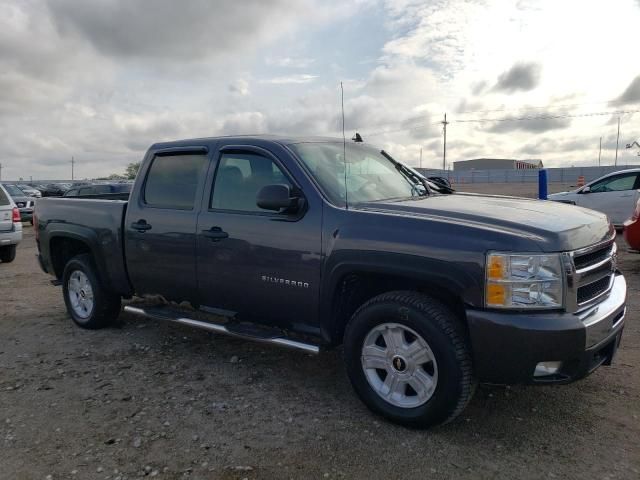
xmin=36 ymin=197 xmax=132 ymax=295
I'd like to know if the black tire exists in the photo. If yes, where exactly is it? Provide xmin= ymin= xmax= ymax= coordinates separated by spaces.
xmin=344 ymin=291 xmax=475 ymax=428
xmin=62 ymin=254 xmax=121 ymax=329
xmin=0 ymin=245 xmax=17 ymax=263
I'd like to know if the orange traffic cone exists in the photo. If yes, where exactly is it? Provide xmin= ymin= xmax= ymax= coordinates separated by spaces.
xmin=577 ymin=175 xmax=585 ymax=187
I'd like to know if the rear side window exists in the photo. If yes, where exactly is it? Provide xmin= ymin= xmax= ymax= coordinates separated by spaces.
xmin=0 ymin=188 xmax=9 ymax=206
xmin=144 ymin=154 xmax=207 ymax=209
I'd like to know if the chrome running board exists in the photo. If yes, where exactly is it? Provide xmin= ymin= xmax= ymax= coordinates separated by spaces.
xmin=123 ymin=305 xmax=320 ymax=355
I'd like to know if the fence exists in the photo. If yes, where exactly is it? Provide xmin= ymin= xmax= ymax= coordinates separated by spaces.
xmin=417 ymin=165 xmax=638 ymax=185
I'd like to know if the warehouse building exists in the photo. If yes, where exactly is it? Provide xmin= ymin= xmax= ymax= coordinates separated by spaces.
xmin=453 ymin=158 xmax=543 ymax=171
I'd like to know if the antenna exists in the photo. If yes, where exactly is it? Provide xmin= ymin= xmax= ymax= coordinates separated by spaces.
xmin=341 ymin=82 xmax=348 ymax=209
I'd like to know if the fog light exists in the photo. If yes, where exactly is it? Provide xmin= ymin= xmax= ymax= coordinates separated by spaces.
xmin=534 ymin=361 xmax=563 ymax=377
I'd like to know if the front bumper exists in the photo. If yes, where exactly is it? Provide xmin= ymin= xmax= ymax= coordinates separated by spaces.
xmin=623 ymin=218 xmax=640 ymax=250
xmin=466 ymin=273 xmax=626 ymax=384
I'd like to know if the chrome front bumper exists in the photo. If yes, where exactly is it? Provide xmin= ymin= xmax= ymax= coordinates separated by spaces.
xmin=579 ymin=274 xmax=626 ymax=349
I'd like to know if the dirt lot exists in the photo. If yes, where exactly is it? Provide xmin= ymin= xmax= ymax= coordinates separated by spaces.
xmin=1 ymin=224 xmax=639 ymax=480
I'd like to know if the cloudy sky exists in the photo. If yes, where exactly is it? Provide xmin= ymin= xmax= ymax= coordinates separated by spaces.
xmin=1 ymin=0 xmax=640 ymax=180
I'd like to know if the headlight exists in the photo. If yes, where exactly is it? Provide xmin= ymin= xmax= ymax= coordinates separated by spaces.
xmin=486 ymin=253 xmax=564 ymax=309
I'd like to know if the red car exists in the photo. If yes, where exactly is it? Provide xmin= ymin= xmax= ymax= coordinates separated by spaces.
xmin=623 ymin=198 xmax=640 ymax=250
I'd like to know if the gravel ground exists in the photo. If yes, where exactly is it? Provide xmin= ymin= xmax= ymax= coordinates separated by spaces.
xmin=1 ymin=225 xmax=639 ymax=480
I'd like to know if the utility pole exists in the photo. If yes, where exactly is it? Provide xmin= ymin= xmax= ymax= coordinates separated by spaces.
xmin=419 ymin=148 xmax=423 ymax=169
xmin=71 ymin=156 xmax=75 ymax=181
xmin=615 ymin=117 xmax=620 ymax=166
xmin=598 ymin=137 xmax=602 ymax=166
xmin=441 ymin=113 xmax=449 ymax=171
xmin=0 ymin=162 xmax=2 ymax=181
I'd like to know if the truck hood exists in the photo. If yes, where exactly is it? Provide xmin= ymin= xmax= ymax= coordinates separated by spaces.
xmin=357 ymin=193 xmax=613 ymax=251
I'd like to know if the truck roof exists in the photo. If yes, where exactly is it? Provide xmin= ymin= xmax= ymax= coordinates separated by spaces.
xmin=149 ymin=135 xmax=345 ymax=151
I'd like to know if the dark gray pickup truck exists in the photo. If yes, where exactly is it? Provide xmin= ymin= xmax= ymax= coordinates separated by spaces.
xmin=35 ymin=135 xmax=626 ymax=428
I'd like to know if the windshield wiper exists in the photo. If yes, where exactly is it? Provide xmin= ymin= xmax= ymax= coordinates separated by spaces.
xmin=380 ymin=150 xmax=430 ymax=196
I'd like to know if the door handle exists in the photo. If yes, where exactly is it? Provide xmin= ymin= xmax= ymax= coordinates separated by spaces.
xmin=202 ymin=226 xmax=229 ymax=241
xmin=131 ymin=220 xmax=152 ymax=232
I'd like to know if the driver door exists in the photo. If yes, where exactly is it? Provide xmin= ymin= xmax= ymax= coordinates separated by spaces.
xmin=576 ymin=172 xmax=640 ymax=225
xmin=196 ymin=145 xmax=322 ymax=329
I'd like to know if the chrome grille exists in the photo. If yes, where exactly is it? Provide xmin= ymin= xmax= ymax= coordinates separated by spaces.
xmin=573 ymin=243 xmax=613 ymax=270
xmin=577 ymin=276 xmax=612 ymax=304
xmin=564 ymin=238 xmax=616 ymax=312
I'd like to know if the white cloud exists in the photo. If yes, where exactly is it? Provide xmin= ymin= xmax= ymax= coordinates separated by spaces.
xmin=1 ymin=0 xmax=640 ymax=179
xmin=228 ymin=79 xmax=250 ymax=97
xmin=261 ymin=74 xmax=319 ymax=85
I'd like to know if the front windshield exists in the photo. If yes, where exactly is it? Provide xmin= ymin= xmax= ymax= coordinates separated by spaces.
xmin=289 ymin=142 xmax=426 ymax=206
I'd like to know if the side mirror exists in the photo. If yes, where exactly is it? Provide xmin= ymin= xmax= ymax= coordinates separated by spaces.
xmin=256 ymin=184 xmax=300 ymax=212
xmin=581 ymin=186 xmax=591 ymax=194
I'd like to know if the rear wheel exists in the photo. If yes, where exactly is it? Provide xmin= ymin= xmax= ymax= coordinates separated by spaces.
xmin=344 ymin=291 xmax=475 ymax=428
xmin=0 ymin=245 xmax=17 ymax=263
xmin=62 ymin=254 xmax=121 ymax=329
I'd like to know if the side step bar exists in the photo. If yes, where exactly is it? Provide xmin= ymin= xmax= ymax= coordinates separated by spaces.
xmin=123 ymin=306 xmax=320 ymax=355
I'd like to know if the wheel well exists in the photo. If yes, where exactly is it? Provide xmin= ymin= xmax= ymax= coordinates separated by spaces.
xmin=50 ymin=237 xmax=92 ymax=279
xmin=331 ymin=272 xmax=467 ymax=345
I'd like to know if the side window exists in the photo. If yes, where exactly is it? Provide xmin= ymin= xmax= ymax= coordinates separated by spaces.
xmin=0 ymin=188 xmax=9 ymax=205
xmin=591 ymin=174 xmax=638 ymax=193
xmin=79 ymin=187 xmax=93 ymax=195
xmin=211 ymin=153 xmax=292 ymax=212
xmin=93 ymin=185 xmax=111 ymax=194
xmin=144 ymin=154 xmax=207 ymax=209
xmin=65 ymin=189 xmax=78 ymax=197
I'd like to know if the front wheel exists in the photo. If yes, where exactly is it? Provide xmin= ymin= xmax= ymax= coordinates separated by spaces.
xmin=344 ymin=291 xmax=475 ymax=428
xmin=62 ymin=254 xmax=121 ymax=329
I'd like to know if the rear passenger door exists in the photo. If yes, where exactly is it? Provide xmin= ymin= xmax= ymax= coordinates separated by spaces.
xmin=196 ymin=144 xmax=322 ymax=328
xmin=125 ymin=148 xmax=211 ymax=304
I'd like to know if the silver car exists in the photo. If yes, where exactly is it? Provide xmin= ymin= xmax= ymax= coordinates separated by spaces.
xmin=0 ymin=183 xmax=22 ymax=263
xmin=17 ymin=184 xmax=42 ymax=198
xmin=2 ymin=183 xmax=36 ymax=223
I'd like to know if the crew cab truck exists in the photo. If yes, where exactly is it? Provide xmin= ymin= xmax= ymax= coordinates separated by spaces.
xmin=35 ymin=136 xmax=627 ymax=428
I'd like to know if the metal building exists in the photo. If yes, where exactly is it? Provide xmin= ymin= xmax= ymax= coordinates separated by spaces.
xmin=453 ymin=158 xmax=543 ymax=171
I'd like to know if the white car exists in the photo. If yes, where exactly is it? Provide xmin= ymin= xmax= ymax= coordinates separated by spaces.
xmin=0 ymin=183 xmax=22 ymax=263
xmin=549 ymin=168 xmax=640 ymax=226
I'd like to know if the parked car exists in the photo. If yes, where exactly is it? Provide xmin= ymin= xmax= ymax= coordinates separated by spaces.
xmin=548 ymin=168 xmax=640 ymax=226
xmin=17 ymin=184 xmax=42 ymax=198
xmin=0 ymin=183 xmax=22 ymax=263
xmin=64 ymin=183 xmax=132 ymax=197
xmin=1 ymin=183 xmax=35 ymax=222
xmin=40 ymin=183 xmax=71 ymax=197
xmin=623 ymin=198 xmax=640 ymax=251
xmin=35 ymin=135 xmax=626 ymax=428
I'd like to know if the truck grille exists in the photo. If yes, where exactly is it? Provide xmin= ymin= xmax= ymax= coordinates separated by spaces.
xmin=567 ymin=239 xmax=616 ymax=311
xmin=577 ymin=276 xmax=612 ymax=304
xmin=573 ymin=243 xmax=613 ymax=270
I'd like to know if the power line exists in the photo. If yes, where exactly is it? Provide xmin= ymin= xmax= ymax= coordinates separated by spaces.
xmin=360 ymin=108 xmax=640 ymax=138
xmin=454 ymin=109 xmax=640 ymax=123
xmin=455 ymin=99 xmax=615 ymax=116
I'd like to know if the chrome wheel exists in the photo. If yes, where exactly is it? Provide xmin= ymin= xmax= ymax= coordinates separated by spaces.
xmin=67 ymin=270 xmax=94 ymax=319
xmin=361 ymin=323 xmax=438 ymax=408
